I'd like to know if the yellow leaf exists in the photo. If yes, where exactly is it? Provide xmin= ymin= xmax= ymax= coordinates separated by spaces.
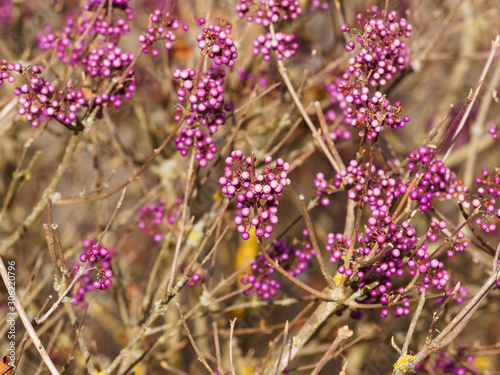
xmin=473 ymin=355 xmax=492 ymax=370
xmin=212 ymin=190 xmax=223 ymax=201
xmin=95 ymin=371 xmax=105 ymax=375
xmin=235 ymin=229 xmax=258 ymax=272
xmin=333 ymin=273 xmax=342 ymax=286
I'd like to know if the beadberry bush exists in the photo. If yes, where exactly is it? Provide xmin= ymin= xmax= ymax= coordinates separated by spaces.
xmin=0 ymin=1 xmax=499 ymax=374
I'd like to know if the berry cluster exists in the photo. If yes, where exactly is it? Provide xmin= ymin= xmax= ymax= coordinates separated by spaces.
xmin=173 ymin=67 xmax=227 ymax=133
xmin=252 ymin=32 xmax=298 ymax=61
xmin=338 ymin=82 xmax=410 ymax=139
xmin=175 ymin=128 xmax=218 ymax=167
xmin=10 ymin=64 xmax=90 ymax=128
xmin=54 ymin=83 xmax=89 ymax=125
xmin=138 ymin=9 xmax=188 ymax=55
xmin=81 ymin=42 xmax=137 ymax=109
xmin=314 ymin=156 xmax=472 ymax=317
xmin=196 ymin=23 xmax=238 ymax=67
xmin=72 ymin=239 xmax=115 ymax=306
xmin=474 ymin=169 xmax=500 ymax=198
xmin=38 ymin=0 xmax=133 ymax=65
xmin=241 ymin=237 xmax=313 ymax=299
xmin=315 ymin=146 xmax=464 ymax=215
xmin=416 ymin=347 xmax=476 ymax=374
xmin=455 ymin=170 xmax=500 ymax=235
xmin=173 ymin=67 xmax=230 ymax=166
xmin=219 ymin=151 xmax=291 ymax=240
xmin=342 ymin=6 xmax=412 ymax=87
xmin=325 ymin=7 xmax=412 ymax=140
xmin=0 ymin=60 xmax=18 ymax=85
xmin=137 ymin=198 xmax=182 ymax=242
xmin=325 ymin=233 xmax=351 ymax=264
xmin=314 ymin=159 xmax=400 ymax=208
xmin=235 ymin=0 xmax=302 ymax=26
xmin=14 ymin=71 xmax=56 ymax=127
xmin=34 ymin=0 xmax=137 ymax=127
xmin=407 ymin=147 xmax=462 ymax=211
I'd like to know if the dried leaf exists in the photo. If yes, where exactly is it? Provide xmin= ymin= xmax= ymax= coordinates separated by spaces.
xmin=0 ymin=356 xmax=14 ymax=375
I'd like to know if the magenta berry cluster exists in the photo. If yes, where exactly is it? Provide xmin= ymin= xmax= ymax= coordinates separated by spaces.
xmin=13 ymin=66 xmax=57 ymax=128
xmin=325 ymin=233 xmax=351 ymax=264
xmin=325 ymin=7 xmax=412 ymax=139
xmin=342 ymin=6 xmax=412 ymax=87
xmin=9 ymin=64 xmax=90 ymax=128
xmin=314 ymin=159 xmax=400 ymax=208
xmin=314 ymin=153 xmax=473 ymax=317
xmin=252 ymin=32 xmax=298 ymax=61
xmin=82 ymin=42 xmax=137 ymax=109
xmin=0 ymin=60 xmax=19 ymax=85
xmin=196 ymin=23 xmax=238 ymax=67
xmin=473 ymin=169 xmax=500 ymax=198
xmin=407 ymin=147 xmax=461 ymax=211
xmin=456 ymin=170 xmax=500 ymax=235
xmin=337 ymin=82 xmax=410 ymax=139
xmin=175 ymin=128 xmax=218 ymax=167
xmin=38 ymin=0 xmax=133 ymax=66
xmin=241 ymin=236 xmax=313 ymax=299
xmin=173 ymin=67 xmax=230 ymax=166
xmin=31 ymin=0 xmax=138 ymax=129
xmin=72 ymin=238 xmax=115 ymax=306
xmin=416 ymin=346 xmax=476 ymax=374
xmin=173 ymin=67 xmax=227 ymax=133
xmin=173 ymin=67 xmax=197 ymax=102
xmin=138 ymin=9 xmax=188 ymax=55
xmin=219 ymin=151 xmax=291 ymax=240
xmin=235 ymin=0 xmax=302 ymax=26
xmin=137 ymin=198 xmax=182 ymax=242
xmin=315 ymin=147 xmax=463 ymax=213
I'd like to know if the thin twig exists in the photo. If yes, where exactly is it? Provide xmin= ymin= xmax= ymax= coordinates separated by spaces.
xmin=315 ymin=101 xmax=345 ymax=171
xmin=274 ymin=321 xmax=289 ymax=375
xmin=166 ymin=152 xmax=196 ymax=296
xmin=51 ymin=224 xmax=70 ymax=279
xmin=277 ymin=60 xmax=341 ymax=173
xmin=493 ymin=231 xmax=500 ymax=273
xmin=229 ymin=318 xmax=237 ymax=375
xmin=299 ymin=194 xmax=336 ymax=289
xmin=426 ymin=283 xmax=460 ymax=346
xmin=410 ymin=264 xmax=500 ymax=370
xmin=37 ymin=188 xmax=126 ymax=324
xmin=176 ymin=302 xmax=217 ymax=375
xmin=212 ymin=322 xmax=225 ymax=375
xmin=443 ymin=35 xmax=500 ymax=162
xmin=297 ymin=50 xmax=317 ymax=97
xmin=257 ymin=240 xmax=336 ymax=301
xmin=463 ymin=42 xmax=500 ymax=186
xmin=401 ymin=290 xmax=426 ymax=354
xmin=0 ymin=257 xmax=60 ymax=375
xmin=310 ymin=325 xmax=353 ymax=375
